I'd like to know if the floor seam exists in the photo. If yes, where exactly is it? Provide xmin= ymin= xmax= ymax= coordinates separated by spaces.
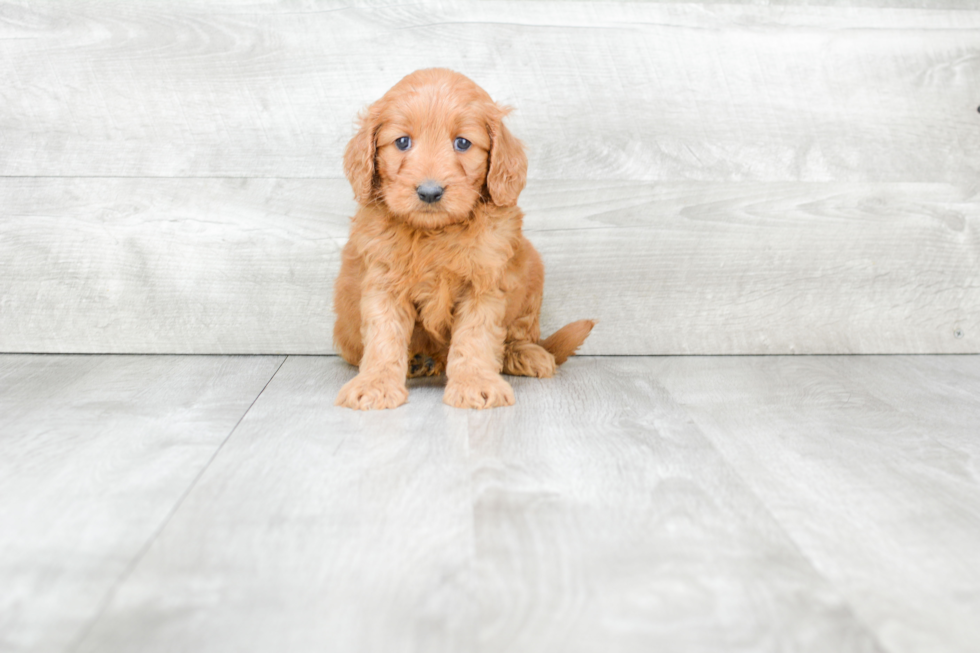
xmin=65 ymin=354 xmax=289 ymax=653
xmin=668 ymin=397 xmax=896 ymax=653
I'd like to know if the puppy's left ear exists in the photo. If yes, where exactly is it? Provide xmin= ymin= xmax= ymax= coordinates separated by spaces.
xmin=486 ymin=107 xmax=527 ymax=207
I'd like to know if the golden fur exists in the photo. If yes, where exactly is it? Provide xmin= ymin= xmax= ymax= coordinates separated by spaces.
xmin=334 ymin=68 xmax=594 ymax=410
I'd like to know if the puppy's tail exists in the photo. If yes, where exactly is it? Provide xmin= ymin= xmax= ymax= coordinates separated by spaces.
xmin=539 ymin=320 xmax=596 ymax=366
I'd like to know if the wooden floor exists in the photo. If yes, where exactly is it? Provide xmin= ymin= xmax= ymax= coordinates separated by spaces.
xmin=1 ymin=354 xmax=979 ymax=653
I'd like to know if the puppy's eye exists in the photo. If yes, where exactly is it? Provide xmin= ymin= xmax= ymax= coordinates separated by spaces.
xmin=454 ymin=137 xmax=471 ymax=152
xmin=395 ymin=136 xmax=411 ymax=151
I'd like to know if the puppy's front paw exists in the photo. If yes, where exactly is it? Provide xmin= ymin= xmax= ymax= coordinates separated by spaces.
xmin=336 ymin=373 xmax=408 ymax=410
xmin=444 ymin=374 xmax=515 ymax=409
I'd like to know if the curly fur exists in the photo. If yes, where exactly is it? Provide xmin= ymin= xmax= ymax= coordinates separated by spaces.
xmin=334 ymin=68 xmax=594 ymax=410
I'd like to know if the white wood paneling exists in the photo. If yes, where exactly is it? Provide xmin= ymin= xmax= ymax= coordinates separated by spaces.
xmin=528 ymin=181 xmax=980 ymax=355
xmin=655 ymin=355 xmax=980 ymax=653
xmin=2 ymin=2 xmax=977 ymax=354
xmin=0 ymin=178 xmax=351 ymax=354
xmin=0 ymin=354 xmax=283 ymax=653
xmin=1 ymin=178 xmax=976 ymax=354
xmin=1 ymin=2 xmax=978 ymax=181
xmin=72 ymin=355 xmax=884 ymax=653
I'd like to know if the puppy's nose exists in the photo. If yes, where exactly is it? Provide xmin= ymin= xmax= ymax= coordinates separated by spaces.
xmin=417 ymin=181 xmax=444 ymax=204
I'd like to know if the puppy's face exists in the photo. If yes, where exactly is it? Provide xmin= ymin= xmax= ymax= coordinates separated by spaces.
xmin=344 ymin=69 xmax=527 ymax=229
xmin=374 ymin=88 xmax=491 ymax=228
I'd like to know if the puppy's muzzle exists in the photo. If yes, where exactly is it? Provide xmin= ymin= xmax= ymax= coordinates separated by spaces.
xmin=416 ymin=181 xmax=444 ymax=204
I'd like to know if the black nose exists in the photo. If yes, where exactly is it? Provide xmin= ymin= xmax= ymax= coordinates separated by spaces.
xmin=417 ymin=182 xmax=444 ymax=204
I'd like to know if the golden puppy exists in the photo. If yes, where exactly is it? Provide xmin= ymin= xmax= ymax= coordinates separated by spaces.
xmin=334 ymin=68 xmax=594 ymax=410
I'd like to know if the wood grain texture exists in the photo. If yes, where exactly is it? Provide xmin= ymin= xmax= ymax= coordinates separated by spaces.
xmin=1 ymin=178 xmax=976 ymax=355
xmin=465 ymin=357 xmax=882 ymax=653
xmin=0 ymin=354 xmax=283 ymax=653
xmin=2 ymin=2 xmax=979 ymax=181
xmin=73 ymin=356 xmax=478 ymax=653
xmin=655 ymin=355 xmax=980 ymax=653
xmin=529 ymin=180 xmax=980 ymax=355
xmin=72 ymin=355 xmax=884 ymax=653
xmin=0 ymin=177 xmax=350 ymax=355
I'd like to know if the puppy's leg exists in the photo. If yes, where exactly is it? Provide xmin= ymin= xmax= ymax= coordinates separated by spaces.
xmin=502 ymin=309 xmax=556 ymax=378
xmin=501 ymin=250 xmax=555 ymax=378
xmin=333 ymin=241 xmax=364 ymax=366
xmin=335 ymin=281 xmax=415 ymax=410
xmin=444 ymin=289 xmax=515 ymax=409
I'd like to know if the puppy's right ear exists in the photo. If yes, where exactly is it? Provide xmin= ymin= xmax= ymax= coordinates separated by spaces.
xmin=343 ymin=103 xmax=382 ymax=204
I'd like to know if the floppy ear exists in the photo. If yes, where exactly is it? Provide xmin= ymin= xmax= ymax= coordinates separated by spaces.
xmin=343 ymin=103 xmax=382 ymax=204
xmin=486 ymin=107 xmax=527 ymax=207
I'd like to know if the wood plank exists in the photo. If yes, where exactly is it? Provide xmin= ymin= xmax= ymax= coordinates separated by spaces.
xmin=532 ymin=181 xmax=980 ymax=355
xmin=1 ymin=178 xmax=976 ymax=355
xmin=465 ymin=357 xmax=883 ymax=653
xmin=73 ymin=356 xmax=884 ymax=653
xmin=0 ymin=178 xmax=351 ymax=355
xmin=655 ymin=355 xmax=980 ymax=653
xmin=1 ymin=2 xmax=978 ymax=181
xmin=72 ymin=356 xmax=479 ymax=653
xmin=0 ymin=354 xmax=284 ymax=653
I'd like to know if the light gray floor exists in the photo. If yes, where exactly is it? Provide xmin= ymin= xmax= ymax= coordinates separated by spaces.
xmin=1 ymin=354 xmax=978 ymax=653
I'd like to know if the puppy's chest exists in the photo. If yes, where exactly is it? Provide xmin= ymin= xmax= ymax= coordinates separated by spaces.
xmin=390 ymin=229 xmax=504 ymax=291
xmin=389 ymin=247 xmax=463 ymax=340
xmin=400 ymin=241 xmax=468 ymax=312
xmin=391 ymin=231 xmax=505 ymax=330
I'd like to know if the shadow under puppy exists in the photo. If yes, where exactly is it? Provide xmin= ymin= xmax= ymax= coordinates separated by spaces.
xmin=334 ymin=68 xmax=594 ymax=410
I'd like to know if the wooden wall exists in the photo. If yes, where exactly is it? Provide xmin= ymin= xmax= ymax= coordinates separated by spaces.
xmin=1 ymin=1 xmax=978 ymax=354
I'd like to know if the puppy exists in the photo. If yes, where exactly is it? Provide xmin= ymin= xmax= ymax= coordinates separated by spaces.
xmin=334 ymin=68 xmax=594 ymax=410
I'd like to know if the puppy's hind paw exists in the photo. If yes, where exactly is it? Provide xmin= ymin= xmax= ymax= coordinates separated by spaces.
xmin=336 ymin=373 xmax=408 ymax=410
xmin=444 ymin=374 xmax=515 ymax=409
xmin=503 ymin=343 xmax=556 ymax=378
xmin=408 ymin=353 xmax=443 ymax=378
